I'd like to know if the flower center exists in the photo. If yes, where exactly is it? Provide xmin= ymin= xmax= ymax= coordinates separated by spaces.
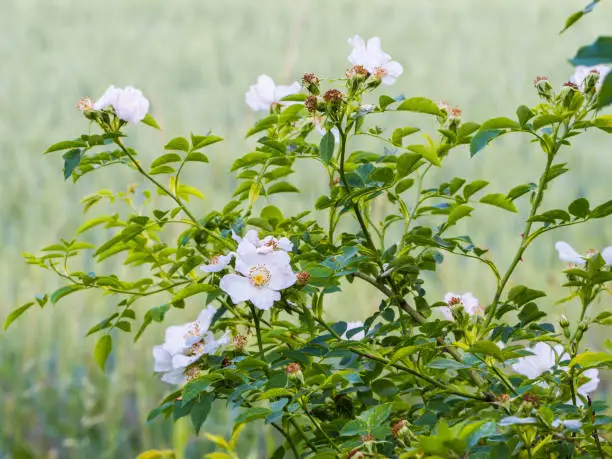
xmin=184 ymin=321 xmax=201 ymax=340
xmin=190 ymin=341 xmax=205 ymax=356
xmin=210 ymin=255 xmax=220 ymax=264
xmin=374 ymin=67 xmax=388 ymax=79
xmin=249 ymin=265 xmax=271 ymax=288
xmin=264 ymin=239 xmax=278 ymax=249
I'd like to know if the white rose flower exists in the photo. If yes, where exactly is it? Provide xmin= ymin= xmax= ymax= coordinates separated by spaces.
xmin=441 ymin=292 xmax=483 ymax=320
xmin=94 ymin=85 xmax=150 ymax=124
xmin=200 ymin=253 xmax=234 ymax=273
xmin=220 ymin=236 xmax=297 ymax=310
xmin=153 ymin=306 xmax=229 ymax=385
xmin=555 ymin=241 xmax=612 ymax=267
xmin=512 ymin=342 xmax=599 ymax=404
xmin=342 ymin=321 xmax=365 ymax=341
xmin=570 ymin=65 xmax=611 ymax=91
xmin=235 ymin=229 xmax=293 ymax=254
xmin=347 ymin=35 xmax=403 ymax=86
xmin=245 ymin=75 xmax=301 ymax=112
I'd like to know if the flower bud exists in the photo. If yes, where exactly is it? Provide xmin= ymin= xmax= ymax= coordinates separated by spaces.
xmin=302 ymin=73 xmax=320 ymax=95
xmin=522 ymin=393 xmax=540 ymax=408
xmin=559 ymin=82 xmax=579 ymax=109
xmin=578 ymin=320 xmax=589 ymax=332
xmin=305 ymin=95 xmax=319 ymax=113
xmin=559 ymin=314 xmax=570 ymax=329
xmin=360 ymin=433 xmax=376 ymax=453
xmin=285 ymin=362 xmax=303 ymax=382
xmin=297 ymin=271 xmax=310 ymax=286
xmin=495 ymin=393 xmax=511 ymax=407
xmin=347 ymin=449 xmax=364 ymax=459
xmin=534 ymin=76 xmax=553 ymax=100
xmin=323 ymin=89 xmax=344 ymax=105
xmin=391 ymin=419 xmax=410 ymax=440
xmin=582 ymin=70 xmax=601 ymax=96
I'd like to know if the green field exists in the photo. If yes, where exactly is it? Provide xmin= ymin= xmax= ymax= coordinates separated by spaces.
xmin=1 ymin=1 xmax=612 ymax=458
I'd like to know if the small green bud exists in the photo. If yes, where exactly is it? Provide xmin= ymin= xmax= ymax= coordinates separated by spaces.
xmin=533 ymin=76 xmax=553 ymax=101
xmin=559 ymin=314 xmax=570 ymax=329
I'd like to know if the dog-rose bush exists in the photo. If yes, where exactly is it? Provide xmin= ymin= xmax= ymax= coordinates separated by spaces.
xmin=6 ymin=24 xmax=612 ymax=458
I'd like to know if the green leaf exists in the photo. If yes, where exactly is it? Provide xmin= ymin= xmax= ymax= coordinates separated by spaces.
xmin=457 ymin=122 xmax=480 ymax=140
xmin=45 ymin=140 xmax=88 ymax=154
xmin=391 ymin=127 xmax=419 ymax=147
xmin=597 ymin=73 xmax=612 ymax=109
xmin=397 ymin=97 xmax=441 ymax=115
xmin=279 ymin=93 xmax=308 ymax=102
xmin=371 ymin=379 xmax=398 ymax=398
xmin=94 ymin=334 xmax=112 ymax=371
xmin=516 ymin=105 xmax=535 ymax=127
xmin=4 ymin=302 xmax=34 ymax=330
xmin=428 ymin=358 xmax=473 ymax=370
xmin=396 ymin=153 xmax=422 ymax=177
xmin=279 ymin=104 xmax=306 ymax=124
xmin=164 ymin=137 xmax=190 ymax=152
xmin=570 ymin=36 xmax=612 ymax=66
xmin=246 ymin=115 xmax=278 ymax=137
xmin=480 ymin=193 xmax=517 ymax=212
xmin=191 ymin=134 xmax=223 ymax=150
xmin=150 ymin=153 xmax=182 ymax=169
xmin=379 ymin=95 xmax=396 ymax=110
xmin=258 ymin=388 xmax=294 ymax=400
xmin=469 ymin=340 xmax=504 ymax=361
xmin=235 ymin=407 xmax=271 ymax=425
xmin=63 ymin=149 xmax=82 ymax=180
xmin=532 ymin=114 xmax=562 ymax=131
xmin=370 ymin=167 xmax=394 ymax=185
xmin=395 ymin=177 xmax=414 ymax=194
xmin=561 ymin=11 xmax=585 ymax=33
xmin=50 ymin=284 xmax=84 ymax=304
xmin=182 ymin=375 xmax=221 ymax=405
xmin=171 ymin=283 xmax=217 ymax=303
xmin=463 ymin=180 xmax=489 ymax=200
xmin=470 ymin=130 xmax=503 ymax=156
xmin=184 ymin=152 xmax=209 ymax=163
xmin=339 ymin=419 xmax=368 ymax=437
xmin=191 ymin=393 xmax=214 ymax=435
xmin=142 ymin=114 xmax=162 ymax=130
xmin=406 ymin=144 xmax=440 ymax=166
xmin=267 ymin=182 xmax=299 ymax=195
xmin=447 ymin=205 xmax=473 ymax=226
xmin=570 ymin=351 xmax=612 ymax=369
xmin=590 ymin=199 xmax=612 ymax=219
xmin=479 ymin=117 xmax=519 ymax=131
xmin=319 ymin=130 xmax=335 ymax=165
xmin=149 ymin=165 xmax=176 ymax=175
xmin=507 ymin=184 xmax=533 ymax=201
xmin=568 ymin=197 xmax=590 ymax=218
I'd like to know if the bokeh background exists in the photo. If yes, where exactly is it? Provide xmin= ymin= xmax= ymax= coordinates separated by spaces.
xmin=2 ymin=1 xmax=612 ymax=458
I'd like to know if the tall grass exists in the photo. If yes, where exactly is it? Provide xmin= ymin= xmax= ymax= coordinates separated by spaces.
xmin=1 ymin=1 xmax=612 ymax=457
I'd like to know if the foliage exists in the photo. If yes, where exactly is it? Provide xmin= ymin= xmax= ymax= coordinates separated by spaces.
xmin=8 ymin=13 xmax=612 ymax=459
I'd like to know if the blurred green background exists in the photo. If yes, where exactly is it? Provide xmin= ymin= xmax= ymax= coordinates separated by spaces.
xmin=1 ymin=1 xmax=612 ymax=458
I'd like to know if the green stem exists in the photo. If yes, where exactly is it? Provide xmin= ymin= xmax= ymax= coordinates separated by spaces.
xmin=250 ymin=304 xmax=265 ymax=359
xmin=289 ymin=418 xmax=317 ymax=453
xmin=484 ymin=149 xmax=556 ymax=328
xmin=337 ymin=126 xmax=377 ymax=252
xmin=271 ymin=422 xmax=300 ymax=459
xmin=351 ymin=272 xmax=486 ymax=387
xmin=300 ymin=400 xmax=342 ymax=452
xmin=114 ymin=138 xmax=234 ymax=251
xmin=312 ymin=312 xmax=488 ymax=401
